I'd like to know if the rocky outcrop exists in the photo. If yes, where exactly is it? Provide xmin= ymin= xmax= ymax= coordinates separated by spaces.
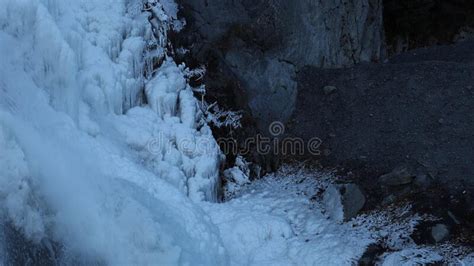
xmin=179 ymin=0 xmax=385 ymax=67
xmin=177 ymin=0 xmax=385 ymax=129
xmin=225 ymin=49 xmax=297 ymax=129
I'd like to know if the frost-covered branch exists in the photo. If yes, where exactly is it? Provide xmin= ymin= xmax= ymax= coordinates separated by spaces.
xmin=199 ymin=100 xmax=243 ymax=129
xmin=143 ymin=1 xmax=170 ymax=47
xmin=142 ymin=1 xmax=242 ymax=130
xmin=183 ymin=65 xmax=206 ymax=82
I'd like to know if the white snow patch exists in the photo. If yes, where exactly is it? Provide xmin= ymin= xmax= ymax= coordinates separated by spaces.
xmin=202 ymin=167 xmax=374 ymax=265
xmin=380 ymin=247 xmax=443 ymax=265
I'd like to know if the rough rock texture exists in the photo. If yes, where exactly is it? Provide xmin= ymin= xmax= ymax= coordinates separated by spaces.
xmin=225 ymin=49 xmax=297 ymax=128
xmin=288 ymin=40 xmax=474 ymax=213
xmin=177 ymin=0 xmax=385 ymax=128
xmin=179 ymin=0 xmax=385 ymax=67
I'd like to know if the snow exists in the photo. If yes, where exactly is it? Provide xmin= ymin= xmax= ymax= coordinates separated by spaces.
xmin=380 ymin=248 xmax=443 ymax=266
xmin=205 ymin=167 xmax=472 ymax=265
xmin=203 ymin=168 xmax=374 ymax=265
xmin=0 ymin=113 xmax=226 ymax=264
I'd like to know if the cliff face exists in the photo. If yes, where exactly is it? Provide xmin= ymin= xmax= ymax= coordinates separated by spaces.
xmin=179 ymin=0 xmax=385 ymax=67
xmin=290 ymin=40 xmax=474 ymax=217
xmin=266 ymin=0 xmax=385 ymax=68
xmin=177 ymin=0 xmax=385 ymax=128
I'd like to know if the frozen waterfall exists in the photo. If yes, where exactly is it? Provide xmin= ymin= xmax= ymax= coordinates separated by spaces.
xmin=0 ymin=0 xmax=225 ymax=264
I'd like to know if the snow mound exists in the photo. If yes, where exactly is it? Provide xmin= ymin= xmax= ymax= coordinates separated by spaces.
xmin=202 ymin=167 xmax=374 ymax=265
xmin=380 ymin=247 xmax=443 ymax=265
xmin=204 ymin=166 xmax=467 ymax=266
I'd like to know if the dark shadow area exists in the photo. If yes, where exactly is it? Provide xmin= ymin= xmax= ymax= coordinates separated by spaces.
xmin=384 ymin=0 xmax=474 ymax=53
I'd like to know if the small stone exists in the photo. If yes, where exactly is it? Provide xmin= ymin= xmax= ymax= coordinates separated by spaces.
xmin=379 ymin=166 xmax=415 ymax=186
xmin=323 ymin=85 xmax=337 ymax=95
xmin=382 ymin=194 xmax=397 ymax=206
xmin=431 ymin=224 xmax=449 ymax=243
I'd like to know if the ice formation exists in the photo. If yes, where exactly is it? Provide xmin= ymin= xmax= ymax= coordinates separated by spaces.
xmin=0 ymin=0 xmax=224 ymax=264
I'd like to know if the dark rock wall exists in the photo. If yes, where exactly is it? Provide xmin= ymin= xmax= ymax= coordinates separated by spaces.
xmin=179 ymin=0 xmax=385 ymax=67
xmin=289 ymin=41 xmax=474 ymax=211
xmin=176 ymin=2 xmax=474 ymax=210
xmin=176 ymin=0 xmax=385 ymax=129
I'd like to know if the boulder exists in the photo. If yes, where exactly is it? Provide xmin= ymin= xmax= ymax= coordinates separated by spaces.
xmin=379 ymin=166 xmax=415 ymax=187
xmin=431 ymin=224 xmax=450 ymax=243
xmin=323 ymin=183 xmax=366 ymax=222
xmin=323 ymin=85 xmax=338 ymax=96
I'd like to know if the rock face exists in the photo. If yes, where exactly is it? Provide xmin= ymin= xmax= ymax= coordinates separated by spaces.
xmin=289 ymin=40 xmax=474 ymax=214
xmin=225 ymin=49 xmax=297 ymax=129
xmin=177 ymin=0 xmax=385 ymax=128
